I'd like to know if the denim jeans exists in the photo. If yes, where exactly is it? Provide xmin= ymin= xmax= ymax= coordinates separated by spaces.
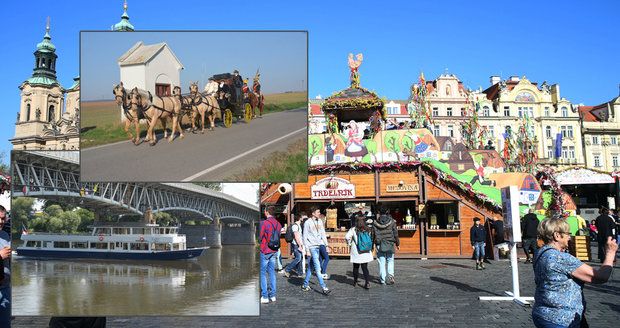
xmin=318 ymin=244 xmax=329 ymax=274
xmin=303 ymin=247 xmax=326 ymax=289
xmin=0 ymin=287 xmax=10 ymax=328
xmin=276 ymin=249 xmax=283 ymax=270
xmin=474 ymin=241 xmax=485 ymax=261
xmin=377 ymin=251 xmax=395 ymax=283
xmin=285 ymin=243 xmax=302 ymax=274
xmin=260 ymin=252 xmax=277 ymax=298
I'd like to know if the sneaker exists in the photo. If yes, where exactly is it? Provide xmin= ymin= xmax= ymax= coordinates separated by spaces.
xmin=260 ymin=297 xmax=269 ymax=304
xmin=480 ymin=263 xmax=486 ymax=270
xmin=363 ymin=282 xmax=370 ymax=290
xmin=322 ymin=273 xmax=330 ymax=280
xmin=476 ymin=263 xmax=481 ymax=270
xmin=387 ymin=275 xmax=395 ymax=285
xmin=269 ymin=297 xmax=276 ymax=302
xmin=322 ymin=288 xmax=331 ymax=295
xmin=301 ymin=285 xmax=310 ymax=292
xmin=283 ymin=271 xmax=291 ymax=278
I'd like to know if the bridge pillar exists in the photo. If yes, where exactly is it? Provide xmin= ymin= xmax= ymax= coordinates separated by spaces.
xmin=221 ymin=222 xmax=256 ymax=245
xmin=179 ymin=224 xmax=221 ymax=248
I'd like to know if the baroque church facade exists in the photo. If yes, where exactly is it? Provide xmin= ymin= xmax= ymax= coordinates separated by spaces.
xmin=11 ymin=2 xmax=134 ymax=150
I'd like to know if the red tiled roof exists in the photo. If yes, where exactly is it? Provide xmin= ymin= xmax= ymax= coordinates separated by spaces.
xmin=310 ymin=104 xmax=323 ymax=115
xmin=578 ymin=106 xmax=598 ymax=122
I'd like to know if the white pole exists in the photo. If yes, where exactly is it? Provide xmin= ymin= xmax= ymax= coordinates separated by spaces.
xmin=510 ymin=241 xmax=520 ymax=298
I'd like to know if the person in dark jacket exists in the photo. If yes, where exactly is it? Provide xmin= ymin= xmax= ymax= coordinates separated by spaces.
xmin=470 ymin=217 xmax=486 ymax=270
xmin=521 ymin=208 xmax=540 ymax=263
xmin=594 ymin=207 xmax=617 ymax=262
xmin=373 ymin=207 xmax=400 ymax=285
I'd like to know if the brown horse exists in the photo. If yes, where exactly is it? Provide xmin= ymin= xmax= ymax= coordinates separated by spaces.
xmin=114 ymin=82 xmax=173 ymax=145
xmin=129 ymin=86 xmax=184 ymax=145
xmin=244 ymin=92 xmax=263 ymax=118
xmin=189 ymin=82 xmax=221 ymax=133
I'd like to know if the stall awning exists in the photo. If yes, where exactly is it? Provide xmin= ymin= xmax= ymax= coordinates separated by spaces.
xmin=556 ymin=168 xmax=614 ymax=185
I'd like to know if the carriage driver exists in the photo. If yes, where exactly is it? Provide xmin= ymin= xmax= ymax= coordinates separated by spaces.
xmin=233 ymin=70 xmax=244 ymax=104
xmin=204 ymin=77 xmax=219 ymax=96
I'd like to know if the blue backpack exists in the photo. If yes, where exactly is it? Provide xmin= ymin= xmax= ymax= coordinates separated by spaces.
xmin=356 ymin=230 xmax=373 ymax=253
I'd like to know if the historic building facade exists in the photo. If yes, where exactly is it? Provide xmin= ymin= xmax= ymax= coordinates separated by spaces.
xmin=418 ymin=74 xmax=470 ymax=141
xmin=474 ymin=76 xmax=584 ymax=168
xmin=11 ymin=2 xmax=134 ymax=150
xmin=579 ymin=96 xmax=620 ymax=172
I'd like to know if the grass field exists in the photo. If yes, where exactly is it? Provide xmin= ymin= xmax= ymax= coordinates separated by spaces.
xmin=80 ymin=91 xmax=307 ymax=148
xmin=231 ymin=138 xmax=307 ymax=182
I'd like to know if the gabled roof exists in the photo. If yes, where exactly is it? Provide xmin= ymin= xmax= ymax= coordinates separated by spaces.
xmin=578 ymin=106 xmax=598 ymax=122
xmin=118 ymin=41 xmax=184 ymax=68
xmin=310 ymin=103 xmax=322 ymax=115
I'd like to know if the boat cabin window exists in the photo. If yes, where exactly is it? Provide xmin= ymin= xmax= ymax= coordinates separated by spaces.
xmin=153 ymin=243 xmax=172 ymax=251
xmin=54 ymin=241 xmax=70 ymax=248
xmin=132 ymin=228 xmax=145 ymax=235
xmin=130 ymin=242 xmax=149 ymax=251
xmin=95 ymin=228 xmax=111 ymax=235
xmin=26 ymin=241 xmax=41 ymax=247
xmin=90 ymin=242 xmax=109 ymax=249
xmin=112 ymin=228 xmax=130 ymax=235
xmin=72 ymin=242 xmax=88 ymax=249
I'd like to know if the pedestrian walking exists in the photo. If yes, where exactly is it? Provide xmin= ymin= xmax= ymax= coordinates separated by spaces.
xmin=373 ymin=206 xmax=400 ymax=285
xmin=283 ymin=212 xmax=305 ymax=277
xmin=259 ymin=206 xmax=282 ymax=304
xmin=532 ymin=218 xmax=618 ymax=328
xmin=0 ymin=206 xmax=11 ymax=327
xmin=594 ymin=207 xmax=616 ymax=263
xmin=346 ymin=215 xmax=374 ymax=289
xmin=521 ymin=208 xmax=540 ymax=263
xmin=470 ymin=217 xmax=486 ymax=270
xmin=301 ymin=206 xmax=331 ymax=295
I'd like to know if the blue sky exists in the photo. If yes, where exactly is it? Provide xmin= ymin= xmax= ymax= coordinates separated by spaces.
xmin=81 ymin=31 xmax=307 ymax=101
xmin=1 ymin=0 xmax=619 ymax=164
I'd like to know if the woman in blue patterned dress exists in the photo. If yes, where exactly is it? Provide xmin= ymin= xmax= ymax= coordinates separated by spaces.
xmin=532 ymin=218 xmax=618 ymax=328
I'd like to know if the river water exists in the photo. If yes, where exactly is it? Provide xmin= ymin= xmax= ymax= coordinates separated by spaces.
xmin=11 ymin=245 xmax=258 ymax=316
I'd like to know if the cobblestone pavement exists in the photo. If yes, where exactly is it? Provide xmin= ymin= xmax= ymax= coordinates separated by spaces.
xmin=12 ymin=249 xmax=620 ymax=327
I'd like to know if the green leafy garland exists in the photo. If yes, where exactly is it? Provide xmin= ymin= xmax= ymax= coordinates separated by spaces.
xmin=535 ymin=166 xmax=568 ymax=219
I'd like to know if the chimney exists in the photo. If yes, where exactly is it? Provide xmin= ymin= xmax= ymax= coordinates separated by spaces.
xmin=509 ymin=76 xmax=520 ymax=82
xmin=551 ymin=84 xmax=560 ymax=103
xmin=490 ymin=76 xmax=501 ymax=86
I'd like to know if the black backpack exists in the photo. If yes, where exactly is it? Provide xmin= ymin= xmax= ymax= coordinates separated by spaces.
xmin=284 ymin=224 xmax=295 ymax=243
xmin=266 ymin=221 xmax=281 ymax=251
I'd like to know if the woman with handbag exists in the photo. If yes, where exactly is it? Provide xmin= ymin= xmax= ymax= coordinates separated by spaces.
xmin=345 ymin=215 xmax=374 ymax=289
xmin=532 ymin=218 xmax=618 ymax=328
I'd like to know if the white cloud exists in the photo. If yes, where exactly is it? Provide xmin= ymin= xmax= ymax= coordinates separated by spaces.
xmin=221 ymin=183 xmax=259 ymax=207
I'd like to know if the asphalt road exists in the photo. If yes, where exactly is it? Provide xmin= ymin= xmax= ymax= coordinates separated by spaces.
xmin=80 ymin=108 xmax=307 ymax=182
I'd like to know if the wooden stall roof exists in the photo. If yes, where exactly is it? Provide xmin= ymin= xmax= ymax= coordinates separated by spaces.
xmin=260 ymin=183 xmax=289 ymax=205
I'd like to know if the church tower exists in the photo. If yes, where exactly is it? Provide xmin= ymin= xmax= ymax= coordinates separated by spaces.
xmin=12 ymin=18 xmax=65 ymax=150
xmin=113 ymin=0 xmax=135 ymax=32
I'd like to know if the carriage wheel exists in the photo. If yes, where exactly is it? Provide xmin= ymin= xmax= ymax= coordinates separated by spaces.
xmin=244 ymin=103 xmax=253 ymax=123
xmin=224 ymin=109 xmax=233 ymax=128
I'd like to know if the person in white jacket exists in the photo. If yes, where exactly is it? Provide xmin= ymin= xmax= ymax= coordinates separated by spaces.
xmin=345 ymin=214 xmax=374 ymax=289
xmin=204 ymin=77 xmax=219 ymax=96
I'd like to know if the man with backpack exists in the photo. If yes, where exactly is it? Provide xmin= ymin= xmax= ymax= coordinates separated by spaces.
xmin=283 ymin=212 xmax=305 ymax=277
xmin=260 ymin=206 xmax=282 ymax=304
xmin=373 ymin=206 xmax=400 ymax=285
xmin=301 ymin=206 xmax=331 ymax=295
xmin=521 ymin=208 xmax=540 ymax=263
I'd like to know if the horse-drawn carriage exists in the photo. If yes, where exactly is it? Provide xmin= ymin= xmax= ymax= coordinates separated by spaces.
xmin=210 ymin=72 xmax=256 ymax=128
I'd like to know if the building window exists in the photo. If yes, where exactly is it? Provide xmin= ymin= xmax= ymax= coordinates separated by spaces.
xmin=568 ymin=146 xmax=575 ymax=159
xmin=503 ymin=106 xmax=510 ymax=117
xmin=613 ymin=155 xmax=619 ymax=168
xmin=545 ymin=126 xmax=551 ymax=138
xmin=567 ymin=126 xmax=573 ymax=139
xmin=447 ymin=107 xmax=453 ymax=116
xmin=48 ymin=105 xmax=55 ymax=122
xmin=562 ymin=146 xmax=568 ymax=159
xmin=592 ymin=136 xmax=599 ymax=145
xmin=518 ymin=106 xmax=533 ymax=118
xmin=544 ymin=107 xmax=550 ymax=117
xmin=547 ymin=146 xmax=554 ymax=159
xmin=461 ymin=108 xmax=466 ymax=116
xmin=561 ymin=107 xmax=568 ymax=117
xmin=433 ymin=125 xmax=440 ymax=137
xmin=487 ymin=126 xmax=495 ymax=138
xmin=483 ymin=106 xmax=490 ymax=117
xmin=26 ymin=103 xmax=30 ymax=121
xmin=446 ymin=85 xmax=451 ymax=96
xmin=611 ymin=136 xmax=617 ymax=145
xmin=432 ymin=107 xmax=439 ymax=117
xmin=561 ymin=126 xmax=567 ymax=138
xmin=387 ymin=105 xmax=400 ymax=115
xmin=447 ymin=125 xmax=454 ymax=138
xmin=594 ymin=154 xmax=601 ymax=167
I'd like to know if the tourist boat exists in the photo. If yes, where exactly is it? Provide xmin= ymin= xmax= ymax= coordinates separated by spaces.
xmin=16 ymin=223 xmax=207 ymax=260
